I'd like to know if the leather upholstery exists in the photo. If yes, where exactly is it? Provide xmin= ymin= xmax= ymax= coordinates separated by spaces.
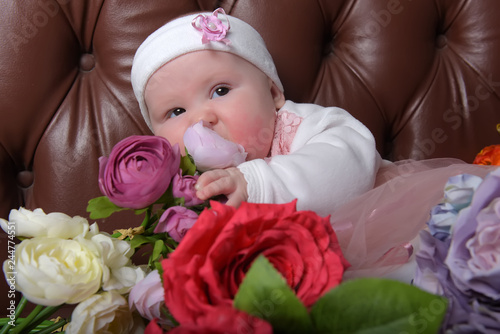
xmin=1 ymin=0 xmax=500 ymax=308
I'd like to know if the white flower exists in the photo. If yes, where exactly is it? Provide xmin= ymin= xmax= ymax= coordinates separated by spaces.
xmin=5 ymin=237 xmax=102 ymax=306
xmin=78 ymin=223 xmax=147 ymax=293
xmin=66 ymin=290 xmax=144 ymax=334
xmin=2 ymin=208 xmax=146 ymax=309
xmin=0 ymin=207 xmax=89 ymax=239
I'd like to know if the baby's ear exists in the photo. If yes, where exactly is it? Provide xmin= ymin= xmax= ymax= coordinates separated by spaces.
xmin=269 ymin=78 xmax=285 ymax=109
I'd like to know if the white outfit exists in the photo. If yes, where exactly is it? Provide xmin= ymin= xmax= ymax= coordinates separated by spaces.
xmin=236 ymin=101 xmax=495 ymax=283
xmin=237 ymin=100 xmax=382 ymax=217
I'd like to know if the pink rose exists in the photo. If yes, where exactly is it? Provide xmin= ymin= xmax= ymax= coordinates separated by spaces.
xmin=171 ymin=170 xmax=204 ymax=206
xmin=129 ymin=270 xmax=170 ymax=324
xmin=154 ymin=206 xmax=198 ymax=242
xmin=183 ymin=122 xmax=247 ymax=172
xmin=98 ymin=136 xmax=180 ymax=209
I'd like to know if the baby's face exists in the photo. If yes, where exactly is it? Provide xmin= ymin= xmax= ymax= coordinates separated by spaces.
xmin=144 ymin=50 xmax=285 ymax=160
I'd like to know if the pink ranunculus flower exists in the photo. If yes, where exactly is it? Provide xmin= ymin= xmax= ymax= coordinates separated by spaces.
xmin=98 ymin=135 xmax=180 ymax=209
xmin=154 ymin=206 xmax=199 ymax=242
xmin=171 ymin=169 xmax=204 ymax=206
xmin=129 ymin=270 xmax=172 ymax=327
xmin=183 ymin=122 xmax=247 ymax=172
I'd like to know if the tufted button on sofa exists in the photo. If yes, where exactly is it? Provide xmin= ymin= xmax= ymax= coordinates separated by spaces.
xmin=1 ymin=0 xmax=500 ymax=310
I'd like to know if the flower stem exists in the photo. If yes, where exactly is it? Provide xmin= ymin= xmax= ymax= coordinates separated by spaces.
xmin=0 ymin=322 xmax=11 ymax=334
xmin=9 ymin=304 xmax=44 ymax=334
xmin=0 ymin=296 xmax=28 ymax=334
xmin=33 ymin=317 xmax=68 ymax=334
xmin=141 ymin=207 xmax=153 ymax=229
xmin=20 ymin=305 xmax=62 ymax=333
xmin=14 ymin=297 xmax=28 ymax=319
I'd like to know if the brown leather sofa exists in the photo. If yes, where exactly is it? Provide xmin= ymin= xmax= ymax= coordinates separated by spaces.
xmin=1 ymin=0 xmax=500 ymax=312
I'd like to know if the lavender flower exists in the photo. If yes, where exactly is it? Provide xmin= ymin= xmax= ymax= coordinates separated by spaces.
xmin=183 ymin=121 xmax=247 ymax=172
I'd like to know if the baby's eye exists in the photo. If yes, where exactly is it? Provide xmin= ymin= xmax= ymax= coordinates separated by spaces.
xmin=169 ymin=108 xmax=186 ymax=118
xmin=211 ymin=86 xmax=230 ymax=99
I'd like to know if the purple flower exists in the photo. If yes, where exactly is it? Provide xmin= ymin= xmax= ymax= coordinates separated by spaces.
xmin=465 ymin=199 xmax=500 ymax=290
xmin=154 ymin=206 xmax=199 ymax=242
xmin=171 ymin=170 xmax=204 ymax=206
xmin=428 ymin=203 xmax=459 ymax=241
xmin=98 ymin=135 xmax=180 ymax=209
xmin=414 ymin=231 xmax=472 ymax=329
xmin=427 ymin=174 xmax=483 ymax=240
xmin=183 ymin=121 xmax=247 ymax=172
xmin=445 ymin=168 xmax=500 ymax=299
xmin=415 ymin=168 xmax=500 ymax=332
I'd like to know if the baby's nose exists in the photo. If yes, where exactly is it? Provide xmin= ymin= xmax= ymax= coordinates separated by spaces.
xmin=197 ymin=108 xmax=218 ymax=128
xmin=199 ymin=120 xmax=213 ymax=129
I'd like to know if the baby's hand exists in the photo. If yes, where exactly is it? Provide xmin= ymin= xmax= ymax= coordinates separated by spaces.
xmin=195 ymin=167 xmax=248 ymax=208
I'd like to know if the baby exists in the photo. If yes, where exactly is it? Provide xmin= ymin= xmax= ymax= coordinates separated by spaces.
xmin=131 ymin=8 xmax=381 ymax=218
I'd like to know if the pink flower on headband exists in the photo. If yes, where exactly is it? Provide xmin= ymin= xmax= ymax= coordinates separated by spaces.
xmin=192 ymin=8 xmax=231 ymax=45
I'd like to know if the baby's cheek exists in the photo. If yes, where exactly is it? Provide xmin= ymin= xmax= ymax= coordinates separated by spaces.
xmin=153 ymin=126 xmax=186 ymax=154
xmin=227 ymin=110 xmax=276 ymax=160
xmin=238 ymin=126 xmax=275 ymax=160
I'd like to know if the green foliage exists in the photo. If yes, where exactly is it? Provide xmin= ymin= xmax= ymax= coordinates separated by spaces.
xmin=311 ymin=278 xmax=447 ymax=334
xmin=234 ymin=256 xmax=314 ymax=334
xmin=235 ymin=256 xmax=448 ymax=334
xmin=180 ymin=150 xmax=197 ymax=176
xmin=87 ymin=196 xmax=127 ymax=219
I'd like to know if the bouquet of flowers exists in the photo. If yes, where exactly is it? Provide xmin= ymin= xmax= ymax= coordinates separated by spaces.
xmin=414 ymin=168 xmax=500 ymax=333
xmin=1 ymin=123 xmax=448 ymax=333
xmin=412 ymin=125 xmax=500 ymax=332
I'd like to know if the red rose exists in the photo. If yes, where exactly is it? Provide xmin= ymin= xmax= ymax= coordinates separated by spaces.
xmin=145 ymin=308 xmax=272 ymax=334
xmin=145 ymin=319 xmax=164 ymax=334
xmin=161 ymin=200 xmax=349 ymax=326
xmin=473 ymin=144 xmax=500 ymax=165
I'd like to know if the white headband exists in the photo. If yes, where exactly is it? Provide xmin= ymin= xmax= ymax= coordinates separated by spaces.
xmin=131 ymin=8 xmax=284 ymax=130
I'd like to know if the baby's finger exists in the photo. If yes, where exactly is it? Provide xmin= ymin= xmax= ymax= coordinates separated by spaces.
xmin=195 ymin=169 xmax=226 ymax=189
xmin=196 ymin=171 xmax=232 ymax=200
xmin=225 ymin=194 xmax=243 ymax=208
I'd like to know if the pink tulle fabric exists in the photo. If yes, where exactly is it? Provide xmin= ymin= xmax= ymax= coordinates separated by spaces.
xmin=331 ymin=158 xmax=496 ymax=279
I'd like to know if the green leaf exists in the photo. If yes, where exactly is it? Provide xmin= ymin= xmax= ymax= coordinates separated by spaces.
xmin=129 ymin=234 xmax=151 ymax=249
xmin=154 ymin=261 xmax=163 ymax=273
xmin=150 ymin=239 xmax=167 ymax=266
xmin=310 ymin=278 xmax=448 ymax=334
xmin=134 ymin=207 xmax=149 ymax=216
xmin=234 ymin=256 xmax=314 ymax=334
xmin=180 ymin=150 xmax=197 ymax=175
xmin=86 ymin=196 xmax=127 ymax=219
